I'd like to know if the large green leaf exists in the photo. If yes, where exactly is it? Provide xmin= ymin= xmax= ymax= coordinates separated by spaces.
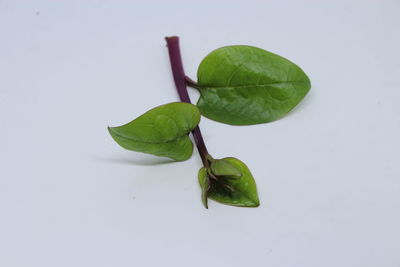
xmin=197 ymin=45 xmax=311 ymax=125
xmin=108 ymin=102 xmax=200 ymax=161
xmin=198 ymin=157 xmax=259 ymax=207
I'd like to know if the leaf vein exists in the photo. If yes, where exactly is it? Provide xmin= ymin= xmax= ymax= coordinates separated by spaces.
xmin=109 ymin=129 xmax=189 ymax=145
xmin=201 ymin=80 xmax=308 ymax=90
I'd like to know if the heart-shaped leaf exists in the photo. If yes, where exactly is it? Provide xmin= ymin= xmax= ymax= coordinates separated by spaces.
xmin=108 ymin=102 xmax=200 ymax=161
xmin=196 ymin=45 xmax=311 ymax=125
xmin=198 ymin=157 xmax=259 ymax=207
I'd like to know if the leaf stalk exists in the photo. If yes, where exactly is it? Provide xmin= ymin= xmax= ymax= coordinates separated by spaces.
xmin=185 ymin=76 xmax=200 ymax=89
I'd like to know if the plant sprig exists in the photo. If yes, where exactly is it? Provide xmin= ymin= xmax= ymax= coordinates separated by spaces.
xmin=108 ymin=36 xmax=311 ymax=208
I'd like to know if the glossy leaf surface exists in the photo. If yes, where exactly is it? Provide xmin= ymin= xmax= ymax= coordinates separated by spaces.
xmin=197 ymin=45 xmax=311 ymax=125
xmin=108 ymin=102 xmax=200 ymax=161
xmin=198 ymin=158 xmax=259 ymax=207
xmin=210 ymin=158 xmax=242 ymax=179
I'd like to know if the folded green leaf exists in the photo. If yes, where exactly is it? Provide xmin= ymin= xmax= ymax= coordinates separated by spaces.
xmin=197 ymin=45 xmax=311 ymax=125
xmin=198 ymin=157 xmax=259 ymax=207
xmin=210 ymin=158 xmax=242 ymax=179
xmin=198 ymin=167 xmax=210 ymax=209
xmin=108 ymin=102 xmax=200 ymax=161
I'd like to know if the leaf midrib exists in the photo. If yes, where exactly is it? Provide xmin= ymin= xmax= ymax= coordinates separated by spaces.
xmin=109 ymin=128 xmax=189 ymax=145
xmin=199 ymin=80 xmax=309 ymax=90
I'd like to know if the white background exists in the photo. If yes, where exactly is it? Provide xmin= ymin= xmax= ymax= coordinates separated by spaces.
xmin=1 ymin=1 xmax=399 ymax=266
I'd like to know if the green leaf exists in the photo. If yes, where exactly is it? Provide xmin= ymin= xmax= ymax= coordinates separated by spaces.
xmin=210 ymin=158 xmax=242 ymax=179
xmin=108 ymin=102 xmax=200 ymax=161
xmin=197 ymin=45 xmax=311 ymax=125
xmin=198 ymin=167 xmax=210 ymax=209
xmin=198 ymin=158 xmax=259 ymax=207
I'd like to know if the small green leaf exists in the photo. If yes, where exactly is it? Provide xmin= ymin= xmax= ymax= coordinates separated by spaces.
xmin=199 ymin=158 xmax=259 ymax=207
xmin=198 ymin=167 xmax=210 ymax=209
xmin=108 ymin=102 xmax=200 ymax=161
xmin=210 ymin=158 xmax=242 ymax=179
xmin=197 ymin=45 xmax=311 ymax=125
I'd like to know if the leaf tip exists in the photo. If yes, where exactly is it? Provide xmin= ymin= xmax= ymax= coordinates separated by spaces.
xmin=248 ymin=195 xmax=260 ymax=207
xmin=107 ymin=126 xmax=120 ymax=142
xmin=252 ymin=200 xmax=260 ymax=207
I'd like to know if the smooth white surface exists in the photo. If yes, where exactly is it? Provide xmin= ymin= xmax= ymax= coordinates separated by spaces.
xmin=1 ymin=1 xmax=399 ymax=266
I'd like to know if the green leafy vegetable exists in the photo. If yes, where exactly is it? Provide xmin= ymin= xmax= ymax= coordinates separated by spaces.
xmin=108 ymin=37 xmax=312 ymax=209
xmin=199 ymin=157 xmax=259 ymax=207
xmin=196 ymin=45 xmax=311 ymax=125
xmin=108 ymin=102 xmax=200 ymax=161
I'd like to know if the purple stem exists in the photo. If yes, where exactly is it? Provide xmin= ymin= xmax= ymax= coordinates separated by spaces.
xmin=165 ymin=36 xmax=210 ymax=167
